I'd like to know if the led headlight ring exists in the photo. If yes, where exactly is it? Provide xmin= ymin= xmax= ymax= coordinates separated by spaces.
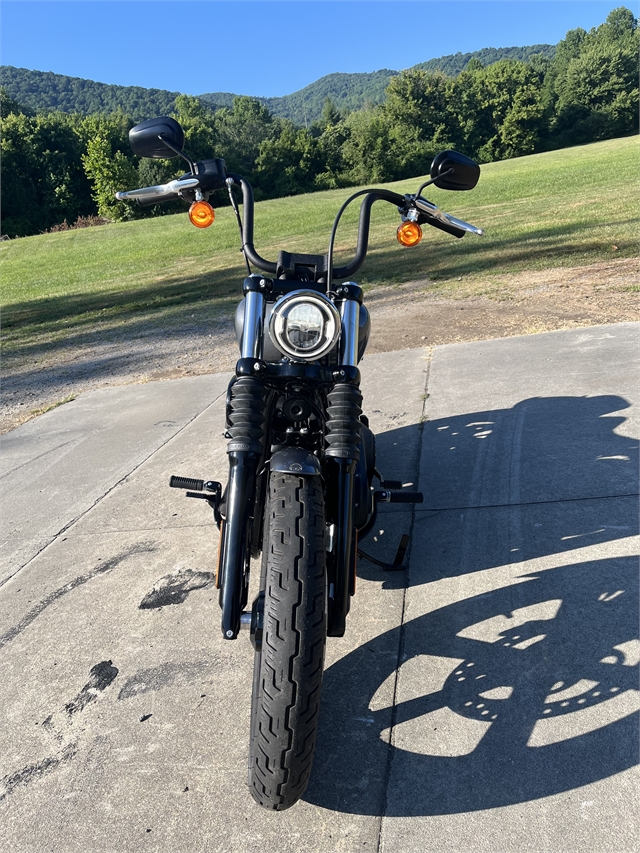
xmin=269 ymin=290 xmax=341 ymax=362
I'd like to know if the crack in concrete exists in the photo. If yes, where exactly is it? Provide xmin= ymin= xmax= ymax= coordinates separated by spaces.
xmin=0 ymin=436 xmax=81 ymax=482
xmin=377 ymin=349 xmax=432 ymax=852
xmin=413 ymin=492 xmax=639 ymax=513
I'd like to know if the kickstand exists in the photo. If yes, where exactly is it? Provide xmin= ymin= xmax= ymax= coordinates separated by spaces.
xmin=358 ymin=533 xmax=410 ymax=572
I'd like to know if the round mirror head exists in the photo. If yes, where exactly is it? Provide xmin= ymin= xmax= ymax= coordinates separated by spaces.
xmin=129 ymin=116 xmax=185 ymax=159
xmin=430 ymin=150 xmax=480 ymax=191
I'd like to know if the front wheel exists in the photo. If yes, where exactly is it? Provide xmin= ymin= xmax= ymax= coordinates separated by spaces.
xmin=248 ymin=472 xmax=327 ymax=810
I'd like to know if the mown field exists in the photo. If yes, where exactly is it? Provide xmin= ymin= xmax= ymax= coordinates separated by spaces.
xmin=1 ymin=135 xmax=637 ymax=352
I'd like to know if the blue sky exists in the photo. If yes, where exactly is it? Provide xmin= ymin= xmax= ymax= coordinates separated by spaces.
xmin=1 ymin=1 xmax=631 ymax=97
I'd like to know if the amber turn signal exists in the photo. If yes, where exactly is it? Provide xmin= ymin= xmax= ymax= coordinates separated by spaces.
xmin=189 ymin=200 xmax=215 ymax=228
xmin=397 ymin=221 xmax=422 ymax=247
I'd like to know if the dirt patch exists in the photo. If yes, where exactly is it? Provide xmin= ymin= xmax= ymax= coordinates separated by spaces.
xmin=365 ymin=257 xmax=638 ymax=349
xmin=2 ymin=258 xmax=637 ymax=434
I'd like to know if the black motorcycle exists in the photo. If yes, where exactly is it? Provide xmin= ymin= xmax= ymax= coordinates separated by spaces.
xmin=115 ymin=116 xmax=483 ymax=810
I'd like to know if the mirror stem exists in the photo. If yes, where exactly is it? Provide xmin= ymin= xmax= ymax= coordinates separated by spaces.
xmin=416 ymin=168 xmax=454 ymax=198
xmin=157 ymin=134 xmax=197 ymax=174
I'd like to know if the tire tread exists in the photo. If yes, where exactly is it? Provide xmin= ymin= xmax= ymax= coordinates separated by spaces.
xmin=249 ymin=473 xmax=326 ymax=810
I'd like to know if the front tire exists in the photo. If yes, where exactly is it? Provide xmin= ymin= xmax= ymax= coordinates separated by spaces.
xmin=248 ymin=472 xmax=326 ymax=810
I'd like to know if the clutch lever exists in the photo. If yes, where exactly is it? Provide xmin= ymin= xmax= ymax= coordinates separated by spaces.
xmin=115 ymin=176 xmax=200 ymax=203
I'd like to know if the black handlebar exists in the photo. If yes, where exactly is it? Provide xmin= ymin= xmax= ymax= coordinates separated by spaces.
xmin=119 ymin=119 xmax=482 ymax=284
xmin=334 ymin=189 xmax=404 ymax=280
xmin=229 ymin=178 xmax=469 ymax=282
xmin=227 ymin=174 xmax=278 ymax=275
xmin=229 ymin=177 xmax=410 ymax=282
xmin=120 ymin=168 xmax=474 ymax=283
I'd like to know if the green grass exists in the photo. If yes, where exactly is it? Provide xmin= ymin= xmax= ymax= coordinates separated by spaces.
xmin=1 ymin=135 xmax=638 ymax=352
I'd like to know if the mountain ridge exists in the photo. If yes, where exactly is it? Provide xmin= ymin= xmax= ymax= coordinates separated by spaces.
xmin=1 ymin=44 xmax=556 ymax=124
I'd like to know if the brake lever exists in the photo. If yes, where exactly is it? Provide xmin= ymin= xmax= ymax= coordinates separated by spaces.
xmin=413 ymin=196 xmax=484 ymax=236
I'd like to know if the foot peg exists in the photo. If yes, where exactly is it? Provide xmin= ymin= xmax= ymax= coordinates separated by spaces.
xmin=169 ymin=475 xmax=222 ymax=523
xmin=377 ymin=489 xmax=423 ymax=504
xmin=169 ymin=475 xmax=221 ymax=495
xmin=380 ymin=479 xmax=403 ymax=489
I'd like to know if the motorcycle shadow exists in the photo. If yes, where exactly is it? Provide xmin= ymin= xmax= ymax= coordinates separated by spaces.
xmin=305 ymin=393 xmax=639 ymax=816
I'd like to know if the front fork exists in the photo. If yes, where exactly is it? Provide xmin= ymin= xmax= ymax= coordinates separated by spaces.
xmin=218 ymin=276 xmax=268 ymax=639
xmin=326 ymin=282 xmax=362 ymax=637
xmin=218 ymin=278 xmax=364 ymax=640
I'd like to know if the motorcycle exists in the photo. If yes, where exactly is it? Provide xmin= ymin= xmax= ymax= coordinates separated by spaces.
xmin=115 ymin=115 xmax=483 ymax=810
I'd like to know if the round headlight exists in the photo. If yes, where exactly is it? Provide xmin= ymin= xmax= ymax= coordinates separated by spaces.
xmin=270 ymin=291 xmax=341 ymax=361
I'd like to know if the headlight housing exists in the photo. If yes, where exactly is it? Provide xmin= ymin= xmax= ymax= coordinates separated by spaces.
xmin=269 ymin=290 xmax=341 ymax=361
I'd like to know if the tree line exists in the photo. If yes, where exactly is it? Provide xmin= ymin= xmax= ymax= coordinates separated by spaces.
xmin=2 ymin=47 xmax=555 ymax=126
xmin=415 ymin=44 xmax=556 ymax=76
xmin=1 ymin=7 xmax=637 ymax=238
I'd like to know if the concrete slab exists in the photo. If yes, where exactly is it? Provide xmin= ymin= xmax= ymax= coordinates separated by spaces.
xmin=379 ymin=323 xmax=639 ymax=852
xmin=0 ymin=324 xmax=637 ymax=853
xmin=0 ymin=349 xmax=427 ymax=853
xmin=0 ymin=375 xmax=230 ymax=584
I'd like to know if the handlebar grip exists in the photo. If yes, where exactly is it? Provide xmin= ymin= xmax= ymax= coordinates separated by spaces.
xmin=135 ymin=193 xmax=179 ymax=208
xmin=414 ymin=197 xmax=483 ymax=237
xmin=444 ymin=213 xmax=484 ymax=236
xmin=420 ymin=215 xmax=466 ymax=239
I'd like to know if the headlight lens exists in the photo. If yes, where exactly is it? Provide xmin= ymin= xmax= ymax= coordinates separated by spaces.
xmin=286 ymin=303 xmax=325 ymax=350
xmin=270 ymin=291 xmax=341 ymax=361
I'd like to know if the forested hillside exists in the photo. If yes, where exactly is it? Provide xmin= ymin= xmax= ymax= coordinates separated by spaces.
xmin=416 ymin=44 xmax=556 ymax=75
xmin=2 ymin=45 xmax=553 ymax=125
xmin=1 ymin=7 xmax=637 ymax=238
xmin=0 ymin=66 xmax=181 ymax=121
xmin=202 ymin=70 xmax=399 ymax=126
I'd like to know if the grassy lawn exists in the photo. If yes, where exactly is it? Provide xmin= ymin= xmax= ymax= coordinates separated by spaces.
xmin=1 ymin=135 xmax=637 ymax=352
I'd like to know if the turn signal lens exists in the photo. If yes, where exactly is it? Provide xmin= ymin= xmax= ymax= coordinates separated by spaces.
xmin=397 ymin=221 xmax=423 ymax=247
xmin=189 ymin=200 xmax=215 ymax=228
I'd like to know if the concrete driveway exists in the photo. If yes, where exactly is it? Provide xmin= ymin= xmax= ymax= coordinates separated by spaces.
xmin=1 ymin=322 xmax=638 ymax=853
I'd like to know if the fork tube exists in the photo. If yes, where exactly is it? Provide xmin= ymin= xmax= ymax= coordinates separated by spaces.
xmin=241 ymin=290 xmax=264 ymax=359
xmin=340 ymin=298 xmax=360 ymax=367
xmin=330 ymin=457 xmax=357 ymax=635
